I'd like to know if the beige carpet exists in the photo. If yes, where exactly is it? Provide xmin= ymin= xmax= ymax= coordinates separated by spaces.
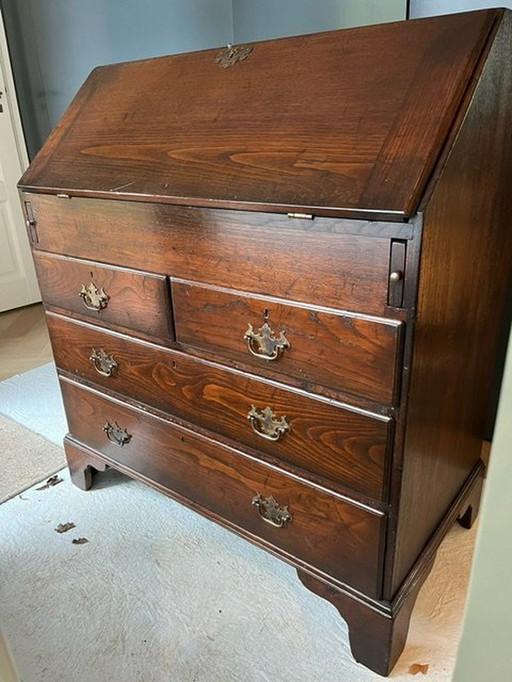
xmin=0 ymin=413 xmax=66 ymax=503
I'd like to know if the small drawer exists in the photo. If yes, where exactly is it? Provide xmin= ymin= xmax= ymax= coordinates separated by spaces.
xmin=48 ymin=314 xmax=392 ymax=500
xmin=172 ymin=280 xmax=403 ymax=405
xmin=33 ymin=252 xmax=172 ymax=339
xmin=61 ymin=378 xmax=386 ymax=598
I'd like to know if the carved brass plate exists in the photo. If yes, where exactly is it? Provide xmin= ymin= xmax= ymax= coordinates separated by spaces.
xmin=215 ymin=44 xmax=253 ymax=68
xmin=103 ymin=421 xmax=132 ymax=447
xmin=90 ymin=348 xmax=118 ymax=377
xmin=252 ymin=494 xmax=292 ymax=528
xmin=247 ymin=405 xmax=290 ymax=441
xmin=244 ymin=322 xmax=290 ymax=361
xmin=79 ymin=281 xmax=109 ymax=311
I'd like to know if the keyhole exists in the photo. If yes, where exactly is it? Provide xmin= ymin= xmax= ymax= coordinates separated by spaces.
xmin=263 ymin=308 xmax=269 ymax=320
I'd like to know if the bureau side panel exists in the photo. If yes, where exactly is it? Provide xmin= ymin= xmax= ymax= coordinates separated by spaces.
xmin=390 ymin=13 xmax=512 ymax=595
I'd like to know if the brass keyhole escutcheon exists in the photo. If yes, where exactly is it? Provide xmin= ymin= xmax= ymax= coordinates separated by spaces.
xmin=215 ymin=44 xmax=253 ymax=68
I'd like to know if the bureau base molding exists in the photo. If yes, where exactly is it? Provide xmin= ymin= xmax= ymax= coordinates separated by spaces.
xmin=297 ymin=567 xmax=432 ymax=677
xmin=299 ymin=462 xmax=484 ymax=675
xmin=63 ymin=433 xmax=484 ymax=677
xmin=65 ymin=438 xmax=109 ymax=491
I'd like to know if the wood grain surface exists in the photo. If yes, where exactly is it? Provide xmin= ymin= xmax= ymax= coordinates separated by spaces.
xmin=27 ymin=194 xmax=397 ymax=314
xmin=19 ymin=12 xmax=495 ymax=218
xmin=172 ymin=279 xmax=403 ymax=405
xmin=387 ymin=11 xmax=512 ymax=596
xmin=33 ymin=252 xmax=172 ymax=338
xmin=61 ymin=378 xmax=386 ymax=597
xmin=48 ymin=313 xmax=392 ymax=500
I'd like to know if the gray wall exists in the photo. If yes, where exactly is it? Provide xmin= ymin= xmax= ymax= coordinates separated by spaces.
xmin=233 ymin=0 xmax=406 ymax=42
xmin=410 ymin=0 xmax=512 ymax=17
xmin=1 ymin=1 xmax=51 ymax=159
xmin=1 ymin=0 xmax=234 ymax=157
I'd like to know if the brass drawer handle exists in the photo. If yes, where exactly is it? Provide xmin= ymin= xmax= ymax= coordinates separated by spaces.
xmin=244 ymin=322 xmax=290 ymax=361
xmin=247 ymin=405 xmax=290 ymax=441
xmin=90 ymin=348 xmax=118 ymax=377
xmin=79 ymin=281 xmax=109 ymax=311
xmin=103 ymin=421 xmax=132 ymax=447
xmin=252 ymin=494 xmax=292 ymax=528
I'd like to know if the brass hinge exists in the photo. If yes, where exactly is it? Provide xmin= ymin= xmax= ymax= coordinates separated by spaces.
xmin=23 ymin=200 xmax=39 ymax=244
xmin=287 ymin=212 xmax=313 ymax=220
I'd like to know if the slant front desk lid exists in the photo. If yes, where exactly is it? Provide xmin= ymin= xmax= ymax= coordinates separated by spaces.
xmin=19 ymin=9 xmax=499 ymax=220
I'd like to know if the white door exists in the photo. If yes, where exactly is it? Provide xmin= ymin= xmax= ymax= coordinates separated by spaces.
xmin=0 ymin=11 xmax=40 ymax=312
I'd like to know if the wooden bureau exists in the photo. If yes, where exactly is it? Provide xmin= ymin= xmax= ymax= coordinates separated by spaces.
xmin=19 ymin=10 xmax=512 ymax=675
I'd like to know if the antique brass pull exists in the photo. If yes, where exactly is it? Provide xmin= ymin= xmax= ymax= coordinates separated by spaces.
xmin=247 ymin=405 xmax=290 ymax=441
xmin=252 ymin=494 xmax=292 ymax=528
xmin=103 ymin=421 xmax=131 ymax=447
xmin=90 ymin=349 xmax=118 ymax=377
xmin=244 ymin=322 xmax=290 ymax=361
xmin=79 ymin=281 xmax=109 ymax=311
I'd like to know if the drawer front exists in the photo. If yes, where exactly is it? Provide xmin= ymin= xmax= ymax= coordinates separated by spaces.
xmin=34 ymin=252 xmax=172 ymax=338
xmin=61 ymin=378 xmax=385 ymax=597
xmin=26 ymin=193 xmax=396 ymax=314
xmin=172 ymin=280 xmax=403 ymax=405
xmin=48 ymin=314 xmax=391 ymax=500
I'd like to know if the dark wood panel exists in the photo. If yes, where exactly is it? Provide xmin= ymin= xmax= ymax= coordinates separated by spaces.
xmin=388 ymin=11 xmax=512 ymax=596
xmin=172 ymin=280 xmax=403 ymax=405
xmin=27 ymin=194 xmax=394 ymax=314
xmin=298 ymin=566 xmax=431 ymax=677
xmin=60 ymin=378 xmax=385 ymax=597
xmin=33 ymin=252 xmax=172 ymax=339
xmin=48 ymin=314 xmax=391 ymax=500
xmin=19 ymin=12 xmax=495 ymax=218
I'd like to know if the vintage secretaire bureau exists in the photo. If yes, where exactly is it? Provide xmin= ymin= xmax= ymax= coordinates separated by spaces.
xmin=18 ymin=9 xmax=512 ymax=675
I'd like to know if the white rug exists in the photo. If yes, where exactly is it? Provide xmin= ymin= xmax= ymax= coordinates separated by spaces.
xmin=0 ymin=365 xmax=477 ymax=681
xmin=0 ymin=363 xmax=67 ymax=447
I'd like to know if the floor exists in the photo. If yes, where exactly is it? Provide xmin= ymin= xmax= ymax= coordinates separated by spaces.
xmin=0 ymin=303 xmax=53 ymax=380
xmin=1 ymin=429 xmax=480 ymax=682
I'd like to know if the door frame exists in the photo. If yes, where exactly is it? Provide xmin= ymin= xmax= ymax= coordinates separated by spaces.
xmin=0 ymin=9 xmax=29 ymax=170
xmin=0 ymin=7 xmax=40 ymax=312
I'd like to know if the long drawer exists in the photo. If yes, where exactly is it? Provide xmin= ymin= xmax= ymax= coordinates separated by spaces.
xmin=48 ymin=313 xmax=391 ymax=500
xmin=60 ymin=378 xmax=386 ymax=598
xmin=172 ymin=279 xmax=403 ymax=405
xmin=34 ymin=252 xmax=172 ymax=338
